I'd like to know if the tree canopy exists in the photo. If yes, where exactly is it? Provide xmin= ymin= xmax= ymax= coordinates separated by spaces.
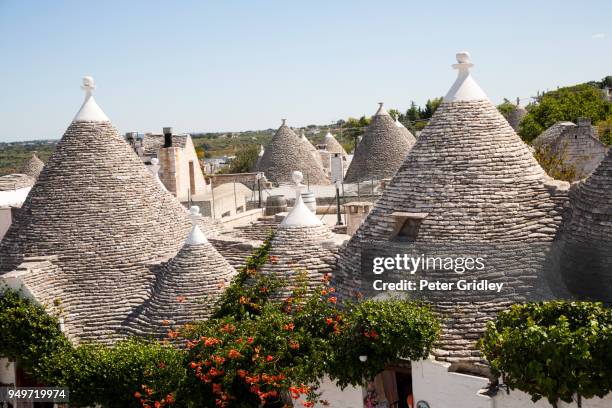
xmin=480 ymin=301 xmax=612 ymax=408
xmin=518 ymin=83 xmax=612 ymax=143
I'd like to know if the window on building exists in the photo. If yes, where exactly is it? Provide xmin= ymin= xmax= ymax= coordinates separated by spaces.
xmin=391 ymin=212 xmax=428 ymax=241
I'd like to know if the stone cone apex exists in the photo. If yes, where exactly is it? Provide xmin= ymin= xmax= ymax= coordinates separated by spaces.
xmin=258 ymin=120 xmax=329 ymax=184
xmin=19 ymin=153 xmax=44 ymax=179
xmin=324 ymin=131 xmax=348 ymax=157
xmin=186 ymin=206 xmax=209 ymax=245
xmin=281 ymin=171 xmax=323 ymax=228
xmin=335 ymin=52 xmax=570 ymax=364
xmin=124 ymin=207 xmax=236 ymax=338
xmin=0 ymin=77 xmax=218 ymax=343
xmin=560 ymin=149 xmax=612 ymax=301
xmin=344 ymin=102 xmax=415 ymax=183
xmin=73 ymin=76 xmax=110 ymax=122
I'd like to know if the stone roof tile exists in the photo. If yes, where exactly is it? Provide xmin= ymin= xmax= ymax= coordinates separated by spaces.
xmin=344 ymin=103 xmax=415 ymax=183
xmin=258 ymin=120 xmax=329 ymax=185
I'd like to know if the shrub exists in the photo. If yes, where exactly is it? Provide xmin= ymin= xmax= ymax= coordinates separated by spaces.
xmin=479 ymin=301 xmax=612 ymax=408
xmin=328 ymin=299 xmax=440 ymax=388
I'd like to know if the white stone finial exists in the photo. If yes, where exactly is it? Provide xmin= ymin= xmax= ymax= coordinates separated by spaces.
xmin=73 ymin=75 xmax=110 ymax=122
xmin=148 ymin=158 xmax=166 ymax=189
xmin=280 ymin=170 xmax=322 ymax=228
xmin=186 ymin=205 xmax=208 ymax=245
xmin=444 ymin=51 xmax=488 ymax=103
xmin=456 ymin=51 xmax=471 ymax=65
xmin=189 ymin=205 xmax=201 ymax=218
xmin=81 ymin=76 xmax=96 ymax=93
xmin=292 ymin=170 xmax=304 ymax=186
xmin=395 ymin=116 xmax=404 ymax=128
xmin=281 ymin=119 xmax=287 ymax=126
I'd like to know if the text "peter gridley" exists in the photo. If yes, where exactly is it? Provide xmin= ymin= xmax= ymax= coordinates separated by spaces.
xmin=372 ymin=279 xmax=505 ymax=293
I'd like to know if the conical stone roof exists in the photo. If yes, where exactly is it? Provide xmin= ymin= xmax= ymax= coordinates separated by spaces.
xmin=300 ymin=130 xmax=323 ymax=166
xmin=344 ymin=103 xmax=415 ymax=183
xmin=324 ymin=131 xmax=347 ymax=157
xmin=18 ymin=153 xmax=44 ymax=179
xmin=395 ymin=117 xmax=417 ymax=143
xmin=334 ymin=52 xmax=570 ymax=363
xmin=559 ymin=150 xmax=612 ymax=301
xmin=258 ymin=120 xmax=329 ymax=185
xmin=124 ymin=207 xmax=236 ymax=338
xmin=258 ymin=171 xmax=336 ymax=298
xmin=0 ymin=77 xmax=217 ymax=343
xmin=252 ymin=145 xmax=265 ymax=172
xmin=507 ymin=97 xmax=527 ymax=131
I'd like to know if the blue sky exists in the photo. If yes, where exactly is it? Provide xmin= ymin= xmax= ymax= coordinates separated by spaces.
xmin=1 ymin=0 xmax=611 ymax=142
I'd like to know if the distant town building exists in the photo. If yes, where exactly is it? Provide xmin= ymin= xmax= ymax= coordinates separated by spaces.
xmin=127 ymin=129 xmax=210 ymax=203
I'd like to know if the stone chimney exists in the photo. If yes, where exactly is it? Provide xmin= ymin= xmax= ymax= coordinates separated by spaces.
xmin=163 ymin=127 xmax=173 ymax=148
xmin=158 ymin=127 xmax=181 ymax=196
xmin=343 ymin=201 xmax=373 ymax=236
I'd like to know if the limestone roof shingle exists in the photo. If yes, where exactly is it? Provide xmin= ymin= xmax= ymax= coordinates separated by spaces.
xmin=395 ymin=117 xmax=416 ymax=142
xmin=507 ymin=100 xmax=527 ymax=131
xmin=559 ymin=149 xmax=612 ymax=301
xmin=123 ymin=234 xmax=236 ymax=338
xmin=0 ymin=174 xmax=35 ymax=192
xmin=533 ymin=122 xmax=576 ymax=147
xmin=258 ymin=121 xmax=329 ymax=185
xmin=18 ymin=153 xmax=45 ymax=179
xmin=301 ymin=131 xmax=323 ymax=166
xmin=323 ymin=132 xmax=348 ymax=157
xmin=258 ymin=223 xmax=336 ymax=299
xmin=142 ymin=134 xmax=189 ymax=157
xmin=344 ymin=103 xmax=415 ymax=183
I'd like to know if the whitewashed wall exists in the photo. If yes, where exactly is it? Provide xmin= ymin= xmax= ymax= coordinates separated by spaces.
xmin=0 ymin=358 xmax=15 ymax=385
xmin=494 ymin=388 xmax=612 ymax=408
xmin=412 ymin=358 xmax=612 ymax=408
xmin=412 ymin=359 xmax=490 ymax=408
xmin=0 ymin=208 xmax=13 ymax=241
xmin=295 ymin=376 xmax=362 ymax=407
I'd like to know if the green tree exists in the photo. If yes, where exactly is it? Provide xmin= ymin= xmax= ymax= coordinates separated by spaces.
xmin=421 ymin=97 xmax=443 ymax=119
xmin=518 ymin=84 xmax=612 ymax=143
xmin=388 ymin=109 xmax=401 ymax=120
xmin=497 ymin=98 xmax=516 ymax=118
xmin=480 ymin=302 xmax=612 ymax=408
xmin=221 ymin=145 xmax=260 ymax=174
xmin=405 ymin=101 xmax=420 ymax=122
xmin=597 ymin=117 xmax=612 ymax=145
